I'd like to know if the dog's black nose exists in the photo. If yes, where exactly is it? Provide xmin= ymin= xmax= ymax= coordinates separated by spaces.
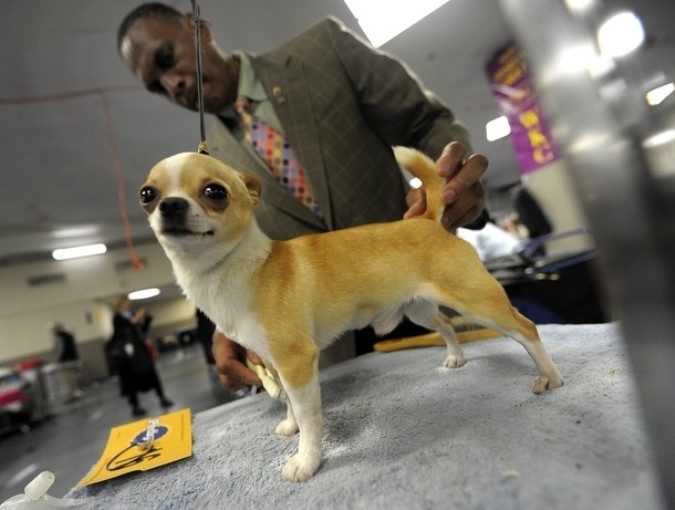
xmin=159 ymin=197 xmax=189 ymax=219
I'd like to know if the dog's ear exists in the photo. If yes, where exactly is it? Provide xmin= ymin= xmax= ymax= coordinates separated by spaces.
xmin=239 ymin=172 xmax=262 ymax=204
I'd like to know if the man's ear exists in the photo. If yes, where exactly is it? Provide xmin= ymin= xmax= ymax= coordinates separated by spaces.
xmin=184 ymin=13 xmax=212 ymax=43
xmin=240 ymin=173 xmax=262 ymax=204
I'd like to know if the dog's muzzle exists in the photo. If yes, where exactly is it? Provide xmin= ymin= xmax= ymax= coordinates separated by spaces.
xmin=160 ymin=197 xmax=189 ymax=220
xmin=158 ymin=197 xmax=192 ymax=235
xmin=157 ymin=197 xmax=215 ymax=237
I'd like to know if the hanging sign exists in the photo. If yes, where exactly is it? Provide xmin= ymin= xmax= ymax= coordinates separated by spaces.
xmin=486 ymin=43 xmax=560 ymax=174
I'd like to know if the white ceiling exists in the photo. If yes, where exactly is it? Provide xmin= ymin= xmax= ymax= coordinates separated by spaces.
xmin=1 ymin=0 xmax=672 ymax=265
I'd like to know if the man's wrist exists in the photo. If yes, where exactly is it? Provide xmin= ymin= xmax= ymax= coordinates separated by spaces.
xmin=462 ymin=209 xmax=489 ymax=230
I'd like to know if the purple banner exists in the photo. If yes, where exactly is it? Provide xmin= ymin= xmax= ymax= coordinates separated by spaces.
xmin=486 ymin=44 xmax=560 ymax=174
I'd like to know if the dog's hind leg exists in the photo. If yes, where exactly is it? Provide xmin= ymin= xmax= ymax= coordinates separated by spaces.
xmin=469 ymin=306 xmax=562 ymax=393
xmin=433 ymin=269 xmax=563 ymax=394
xmin=497 ymin=309 xmax=564 ymax=394
xmin=406 ymin=302 xmax=466 ymax=368
xmin=275 ymin=400 xmax=299 ymax=437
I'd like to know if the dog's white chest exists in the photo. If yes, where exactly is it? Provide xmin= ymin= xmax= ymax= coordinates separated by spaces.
xmin=176 ymin=262 xmax=273 ymax=362
xmin=160 ymin=220 xmax=275 ymax=359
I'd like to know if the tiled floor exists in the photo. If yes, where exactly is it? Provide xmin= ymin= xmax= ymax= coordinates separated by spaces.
xmin=0 ymin=343 xmax=240 ymax=502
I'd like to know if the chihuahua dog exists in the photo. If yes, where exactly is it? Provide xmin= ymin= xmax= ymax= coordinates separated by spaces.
xmin=139 ymin=147 xmax=563 ymax=482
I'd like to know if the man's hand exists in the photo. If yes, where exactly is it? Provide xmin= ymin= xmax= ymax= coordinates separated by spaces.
xmin=212 ymin=331 xmax=262 ymax=390
xmin=404 ymin=142 xmax=488 ymax=231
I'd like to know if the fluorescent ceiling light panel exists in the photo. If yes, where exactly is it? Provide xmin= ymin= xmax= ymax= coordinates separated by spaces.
xmin=564 ymin=0 xmax=596 ymax=13
xmin=52 ymin=243 xmax=107 ymax=260
xmin=643 ymin=129 xmax=675 ymax=148
xmin=344 ymin=0 xmax=450 ymax=47
xmin=597 ymin=11 xmax=645 ymax=58
xmin=486 ymin=116 xmax=511 ymax=142
xmin=646 ymin=83 xmax=675 ymax=106
xmin=128 ymin=288 xmax=161 ymax=301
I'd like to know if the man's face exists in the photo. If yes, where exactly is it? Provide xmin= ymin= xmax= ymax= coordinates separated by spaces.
xmin=120 ymin=17 xmax=232 ymax=113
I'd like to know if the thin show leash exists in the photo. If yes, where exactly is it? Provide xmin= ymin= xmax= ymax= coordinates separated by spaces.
xmin=136 ymin=2 xmax=211 ymax=450
xmin=190 ymin=0 xmax=209 ymax=155
xmin=187 ymin=1 xmax=281 ymax=399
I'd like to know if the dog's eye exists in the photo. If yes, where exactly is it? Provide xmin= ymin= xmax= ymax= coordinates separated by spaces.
xmin=203 ymin=184 xmax=228 ymax=201
xmin=140 ymin=186 xmax=158 ymax=204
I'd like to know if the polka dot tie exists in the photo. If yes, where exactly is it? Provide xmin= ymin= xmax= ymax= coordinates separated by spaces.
xmin=235 ymin=99 xmax=322 ymax=217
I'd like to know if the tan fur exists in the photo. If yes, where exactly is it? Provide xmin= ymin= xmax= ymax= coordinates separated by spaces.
xmin=392 ymin=146 xmax=444 ymax=221
xmin=140 ymin=148 xmax=563 ymax=483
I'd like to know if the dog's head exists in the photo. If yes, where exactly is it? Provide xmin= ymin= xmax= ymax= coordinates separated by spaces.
xmin=139 ymin=152 xmax=261 ymax=257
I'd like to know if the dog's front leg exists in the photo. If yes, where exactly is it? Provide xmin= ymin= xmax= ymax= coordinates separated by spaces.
xmin=278 ymin=373 xmax=323 ymax=482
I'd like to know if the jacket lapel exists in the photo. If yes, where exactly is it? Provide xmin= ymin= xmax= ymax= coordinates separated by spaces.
xmin=206 ymin=117 xmax=325 ymax=230
xmin=251 ymin=54 xmax=334 ymax=231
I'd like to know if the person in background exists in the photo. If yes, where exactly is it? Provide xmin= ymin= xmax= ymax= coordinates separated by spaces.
xmin=511 ymin=185 xmax=553 ymax=257
xmin=50 ymin=322 xmax=79 ymax=363
xmin=456 ymin=221 xmax=522 ymax=262
xmin=195 ymin=309 xmax=216 ymax=366
xmin=117 ymin=3 xmax=490 ymax=391
xmin=107 ymin=296 xmax=173 ymax=417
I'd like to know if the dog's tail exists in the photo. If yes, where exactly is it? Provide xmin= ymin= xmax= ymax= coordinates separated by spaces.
xmin=393 ymin=146 xmax=445 ymax=223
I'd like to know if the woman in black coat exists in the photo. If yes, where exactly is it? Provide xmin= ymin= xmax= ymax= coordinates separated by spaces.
xmin=108 ymin=296 xmax=173 ymax=416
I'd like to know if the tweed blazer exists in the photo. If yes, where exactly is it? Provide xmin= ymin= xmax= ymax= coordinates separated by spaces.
xmin=207 ymin=16 xmax=472 ymax=241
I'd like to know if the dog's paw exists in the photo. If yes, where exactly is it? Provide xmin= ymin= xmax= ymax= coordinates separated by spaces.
xmin=531 ymin=374 xmax=564 ymax=394
xmin=275 ymin=419 xmax=299 ymax=437
xmin=443 ymin=353 xmax=466 ymax=368
xmin=281 ymin=454 xmax=320 ymax=483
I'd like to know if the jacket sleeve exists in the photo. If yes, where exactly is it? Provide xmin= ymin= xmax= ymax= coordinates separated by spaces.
xmin=320 ymin=17 xmax=473 ymax=159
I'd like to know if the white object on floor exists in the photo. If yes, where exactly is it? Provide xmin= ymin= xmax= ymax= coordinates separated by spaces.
xmin=0 ymin=471 xmax=93 ymax=509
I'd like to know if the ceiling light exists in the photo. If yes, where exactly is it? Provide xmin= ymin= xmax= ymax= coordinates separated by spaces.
xmin=128 ymin=288 xmax=161 ymax=301
xmin=343 ymin=0 xmax=450 ymax=47
xmin=51 ymin=226 xmax=99 ymax=238
xmin=645 ymin=83 xmax=675 ymax=106
xmin=553 ymin=43 xmax=615 ymax=78
xmin=564 ymin=0 xmax=596 ymax=13
xmin=486 ymin=116 xmax=511 ymax=142
xmin=52 ymin=243 xmax=107 ymax=261
xmin=643 ymin=129 xmax=675 ymax=148
xmin=597 ymin=11 xmax=645 ymax=58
